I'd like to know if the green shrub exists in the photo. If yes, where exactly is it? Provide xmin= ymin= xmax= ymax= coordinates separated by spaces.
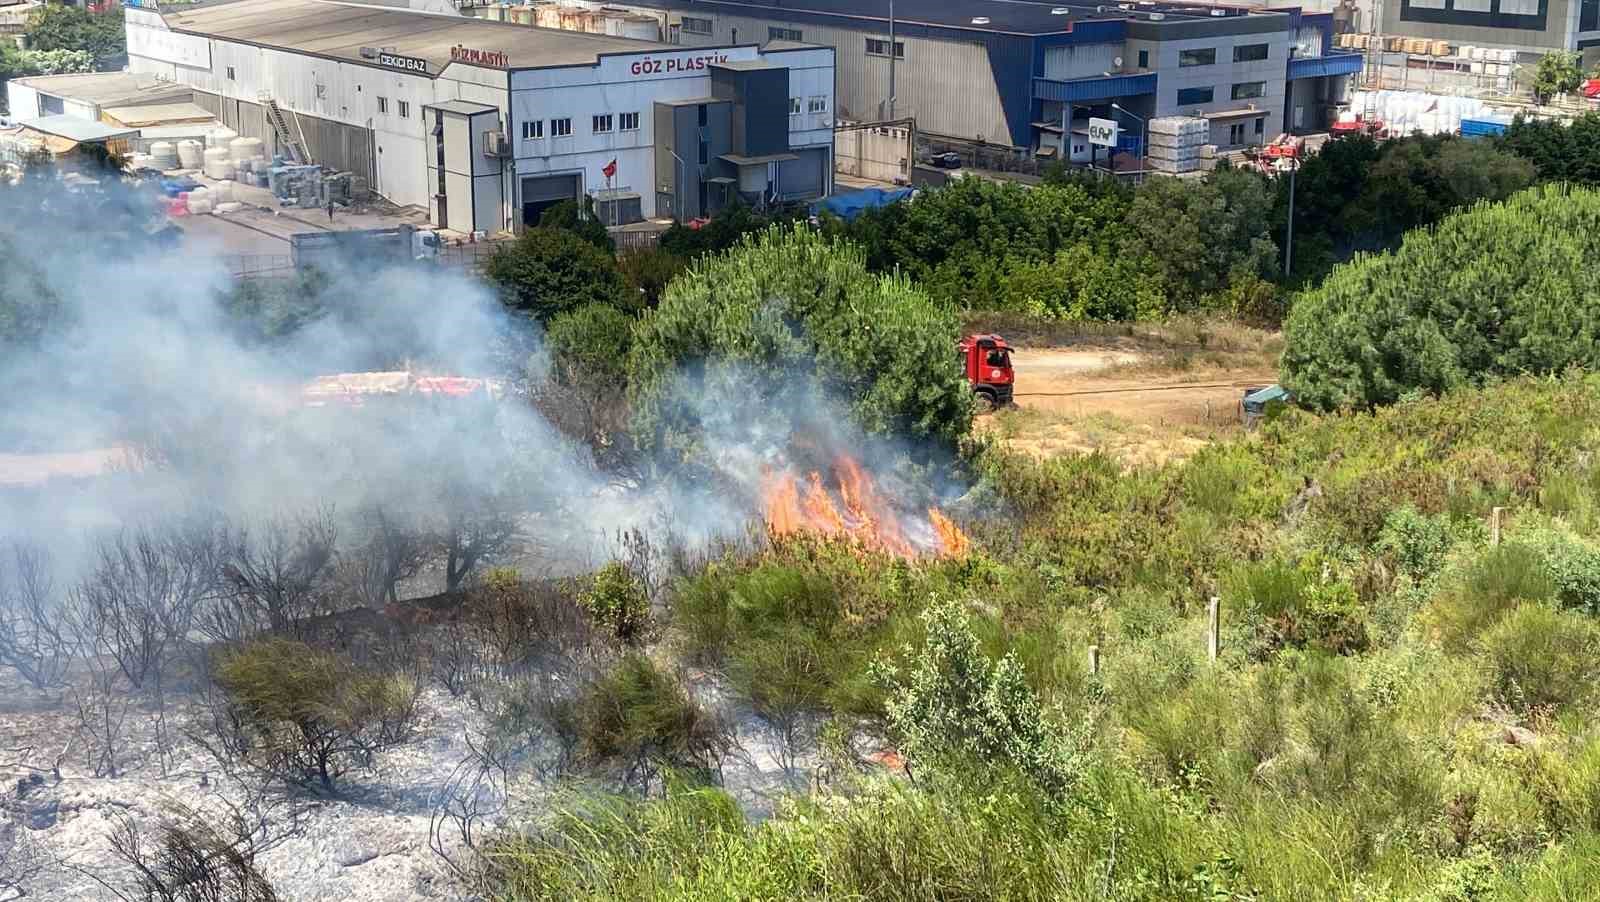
xmin=486 ymin=227 xmax=627 ymax=323
xmin=872 ymin=598 xmax=1084 ymax=795
xmin=1426 ymin=544 xmax=1557 ymax=651
xmin=545 ymin=302 xmax=635 ymax=390
xmin=1374 ymin=507 xmax=1456 ymax=580
xmin=209 ymin=638 xmax=418 ymax=792
xmin=1511 ymin=525 xmax=1600 ymax=615
xmin=579 ymin=561 xmax=650 ymax=644
xmin=617 ymin=247 xmax=686 ymax=307
xmin=1479 ymin=603 xmax=1600 ymax=713
xmin=994 ymin=244 xmax=1168 ymax=321
xmin=1224 ymin=557 xmax=1369 ymax=657
xmin=1283 ymin=185 xmax=1600 ymax=410
xmin=572 ymin=652 xmax=731 ymax=790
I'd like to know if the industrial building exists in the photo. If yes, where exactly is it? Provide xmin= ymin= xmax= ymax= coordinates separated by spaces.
xmin=121 ymin=0 xmax=835 ymax=231
xmin=1377 ymin=0 xmax=1600 ymax=58
xmin=445 ymin=0 xmax=1364 ymax=156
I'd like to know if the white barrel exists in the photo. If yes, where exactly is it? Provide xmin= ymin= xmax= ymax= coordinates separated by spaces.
xmin=176 ymin=140 xmax=204 ymax=169
xmin=209 ymin=180 xmax=233 ymax=203
xmin=149 ymin=141 xmax=178 ymax=170
xmin=229 ymin=136 xmax=265 ymax=164
xmin=206 ymin=127 xmax=238 ymax=149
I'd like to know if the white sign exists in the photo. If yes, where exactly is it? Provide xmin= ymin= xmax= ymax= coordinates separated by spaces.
xmin=598 ymin=46 xmax=760 ymax=82
xmin=1088 ymin=117 xmax=1119 ymax=148
xmin=127 ymin=22 xmax=212 ymax=70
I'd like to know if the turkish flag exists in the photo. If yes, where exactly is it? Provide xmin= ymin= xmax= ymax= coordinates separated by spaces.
xmin=602 ymin=158 xmax=617 ymax=179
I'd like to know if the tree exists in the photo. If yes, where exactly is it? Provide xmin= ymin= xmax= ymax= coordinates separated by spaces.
xmin=26 ymin=5 xmax=125 ymax=71
xmin=538 ymin=303 xmax=638 ymax=471
xmin=1530 ymin=50 xmax=1583 ymax=103
xmin=538 ymin=197 xmax=615 ymax=253
xmin=0 ymin=540 xmax=72 ymax=690
xmin=627 ymin=225 xmax=973 ymax=461
xmin=996 ymin=244 xmax=1168 ymax=320
xmin=1283 ymin=185 xmax=1600 ymax=410
xmin=484 ymin=227 xmax=627 ymax=324
xmin=22 ymin=49 xmax=95 ymax=76
xmin=1120 ymin=167 xmax=1278 ymax=308
xmin=1498 ymin=112 xmax=1600 ymax=187
xmin=617 ymin=247 xmax=686 ymax=308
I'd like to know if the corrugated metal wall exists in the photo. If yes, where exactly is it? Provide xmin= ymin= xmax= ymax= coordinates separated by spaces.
xmin=193 ymin=88 xmax=373 ymax=181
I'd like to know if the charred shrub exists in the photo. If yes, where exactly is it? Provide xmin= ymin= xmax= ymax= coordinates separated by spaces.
xmin=461 ymin=568 xmax=593 ymax=672
xmin=105 ymin=803 xmax=281 ymax=902
xmin=207 ymin=638 xmax=418 ymax=793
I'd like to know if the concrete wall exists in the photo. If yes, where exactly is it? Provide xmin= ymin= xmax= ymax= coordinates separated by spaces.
xmin=1043 ymin=43 xmax=1125 ymax=80
xmin=1382 ymin=0 xmax=1579 ymax=52
xmin=5 ymin=83 xmax=38 ymax=118
xmin=632 ymin=7 xmax=1012 ymax=143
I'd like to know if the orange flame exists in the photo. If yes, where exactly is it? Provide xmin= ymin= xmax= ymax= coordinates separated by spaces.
xmin=761 ymin=454 xmax=968 ymax=558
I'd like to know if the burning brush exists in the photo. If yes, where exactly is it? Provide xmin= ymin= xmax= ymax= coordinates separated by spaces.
xmin=760 ymin=453 xmax=969 ymax=559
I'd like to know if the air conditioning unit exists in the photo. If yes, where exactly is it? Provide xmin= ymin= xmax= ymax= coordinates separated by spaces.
xmin=483 ymin=130 xmax=511 ymax=157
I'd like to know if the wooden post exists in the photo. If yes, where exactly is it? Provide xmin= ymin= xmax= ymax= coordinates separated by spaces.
xmin=1207 ymin=597 xmax=1220 ymax=664
xmin=1491 ymin=507 xmax=1505 ymax=546
xmin=1087 ymin=645 xmax=1100 ymax=676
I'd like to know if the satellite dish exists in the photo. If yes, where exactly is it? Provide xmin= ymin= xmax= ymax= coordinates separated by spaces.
xmin=1113 ymin=56 xmax=1124 ymax=67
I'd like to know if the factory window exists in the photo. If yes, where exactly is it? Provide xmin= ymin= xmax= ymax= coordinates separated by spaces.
xmin=1137 ymin=50 xmax=1148 ymax=68
xmin=682 ymin=15 xmax=713 ymax=35
xmin=226 ymin=66 xmax=236 ymax=81
xmin=398 ymin=100 xmax=410 ymax=118
xmin=789 ymin=96 xmax=802 ymax=115
xmin=808 ymin=95 xmax=828 ymax=114
xmin=1178 ymin=47 xmax=1216 ymax=67
xmin=593 ymin=114 xmax=613 ymax=134
xmin=1255 ymin=116 xmax=1265 ymax=135
xmin=1229 ymin=122 xmax=1246 ymax=144
xmin=1582 ymin=0 xmax=1598 ymax=30
xmin=769 ymin=26 xmax=802 ymax=41
xmin=551 ymin=117 xmax=572 ymax=137
xmin=1231 ymin=81 xmax=1266 ymax=100
xmin=619 ymin=111 xmax=640 ymax=131
xmin=1176 ymin=86 xmax=1214 ymax=105
xmin=377 ymin=96 xmax=388 ymax=114
xmin=866 ymin=38 xmax=905 ymax=58
xmin=521 ymin=119 xmax=542 ymax=140
xmin=1234 ymin=43 xmax=1269 ymax=62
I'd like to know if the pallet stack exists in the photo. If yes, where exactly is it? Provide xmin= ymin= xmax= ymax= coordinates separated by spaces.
xmin=1147 ymin=116 xmax=1209 ymax=174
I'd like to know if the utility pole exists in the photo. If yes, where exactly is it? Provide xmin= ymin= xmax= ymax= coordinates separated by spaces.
xmin=888 ymin=0 xmax=896 ymax=120
xmin=1283 ymin=159 xmax=1297 ymax=279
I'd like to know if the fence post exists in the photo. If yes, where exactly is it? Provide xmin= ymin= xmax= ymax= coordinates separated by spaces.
xmin=1207 ymin=597 xmax=1220 ymax=664
xmin=1490 ymin=507 xmax=1504 ymax=546
xmin=1087 ymin=645 xmax=1100 ymax=676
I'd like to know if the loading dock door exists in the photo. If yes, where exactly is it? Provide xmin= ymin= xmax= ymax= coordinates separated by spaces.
xmin=775 ymin=148 xmax=827 ymax=201
xmin=520 ymin=174 xmax=581 ymax=227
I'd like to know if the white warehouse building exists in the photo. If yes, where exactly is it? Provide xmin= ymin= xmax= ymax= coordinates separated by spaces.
xmin=124 ymin=0 xmax=835 ymax=231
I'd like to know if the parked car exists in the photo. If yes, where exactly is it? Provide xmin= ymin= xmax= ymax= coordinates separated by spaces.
xmin=927 ymin=151 xmax=961 ymax=169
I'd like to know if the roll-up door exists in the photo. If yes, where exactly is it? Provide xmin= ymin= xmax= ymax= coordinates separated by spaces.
xmin=519 ymin=173 xmax=581 ymax=226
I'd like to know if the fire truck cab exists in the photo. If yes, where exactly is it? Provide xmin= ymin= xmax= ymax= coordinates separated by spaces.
xmin=959 ymin=334 xmax=1015 ymax=412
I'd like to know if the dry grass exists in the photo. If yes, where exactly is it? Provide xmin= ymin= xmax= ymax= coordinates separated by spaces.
xmin=984 ymin=407 xmax=1239 ymax=468
xmin=960 ymin=314 xmax=1283 ymax=381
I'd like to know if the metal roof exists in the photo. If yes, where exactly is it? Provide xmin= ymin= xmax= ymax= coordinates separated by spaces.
xmin=162 ymin=0 xmax=675 ymax=74
xmin=425 ymin=99 xmax=499 ymax=116
xmin=9 ymin=72 xmax=193 ymax=107
xmin=614 ymin=0 xmax=1254 ymax=35
xmin=100 ymin=102 xmax=219 ymax=126
xmin=17 ymin=115 xmax=140 ymax=143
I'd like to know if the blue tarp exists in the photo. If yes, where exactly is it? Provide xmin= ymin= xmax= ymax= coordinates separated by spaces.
xmin=1243 ymin=384 xmax=1292 ymax=412
xmin=811 ymin=187 xmax=914 ymax=222
xmin=1460 ymin=115 xmax=1513 ymax=138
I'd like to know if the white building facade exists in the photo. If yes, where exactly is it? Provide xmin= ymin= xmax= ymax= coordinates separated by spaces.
xmin=123 ymin=0 xmax=834 ymax=232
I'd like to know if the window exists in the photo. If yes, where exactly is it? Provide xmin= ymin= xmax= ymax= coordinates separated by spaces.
xmin=807 ymin=95 xmax=827 ymax=114
xmin=226 ymin=66 xmax=236 ymax=81
xmin=398 ymin=100 xmax=410 ymax=118
xmin=377 ymin=96 xmax=388 ymax=114
xmin=1137 ymin=50 xmax=1148 ymax=68
xmin=769 ymin=26 xmax=802 ymax=41
xmin=521 ymin=119 xmax=542 ymax=140
xmin=789 ymin=96 xmax=802 ymax=115
xmin=1254 ymin=116 xmax=1264 ymax=135
xmin=1178 ymin=47 xmax=1216 ymax=67
xmin=1231 ymin=81 xmax=1266 ymax=100
xmin=1176 ymin=86 xmax=1214 ymax=105
xmin=1234 ymin=43 xmax=1269 ymax=62
xmin=592 ymin=114 xmax=613 ymax=134
xmin=682 ymin=15 xmax=712 ymax=34
xmin=551 ymin=117 xmax=572 ymax=137
xmin=1229 ymin=123 xmax=1246 ymax=144
xmin=698 ymin=141 xmax=708 ymax=165
xmin=619 ymin=111 xmax=640 ymax=131
xmin=866 ymin=37 xmax=905 ymax=58
xmin=1582 ymin=0 xmax=1598 ymax=30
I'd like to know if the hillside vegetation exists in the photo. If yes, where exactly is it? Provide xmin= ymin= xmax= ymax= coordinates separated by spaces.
xmin=487 ymin=373 xmax=1600 ymax=901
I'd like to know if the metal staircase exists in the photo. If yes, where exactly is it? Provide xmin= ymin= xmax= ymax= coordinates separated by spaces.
xmin=261 ymin=95 xmax=310 ymax=164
